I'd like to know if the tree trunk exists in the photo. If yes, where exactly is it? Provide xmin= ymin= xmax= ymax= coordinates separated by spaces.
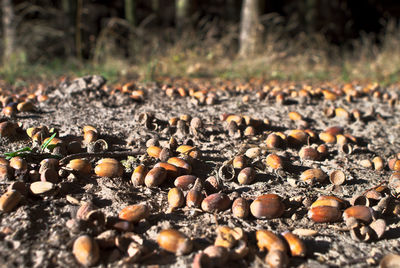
xmin=1 ymin=0 xmax=15 ymax=63
xmin=125 ymin=0 xmax=136 ymax=27
xmin=239 ymin=0 xmax=262 ymax=57
xmin=175 ymin=0 xmax=191 ymax=31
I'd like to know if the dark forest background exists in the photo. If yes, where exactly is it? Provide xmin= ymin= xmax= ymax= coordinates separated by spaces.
xmin=2 ymin=0 xmax=400 ymax=84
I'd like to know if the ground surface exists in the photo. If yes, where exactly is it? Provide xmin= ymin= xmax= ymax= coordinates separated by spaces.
xmin=0 ymin=75 xmax=399 ymax=268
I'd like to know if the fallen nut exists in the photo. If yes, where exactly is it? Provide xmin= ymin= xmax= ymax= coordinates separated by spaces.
xmin=72 ymin=235 xmax=100 ymax=266
xmin=157 ymin=229 xmax=192 ymax=255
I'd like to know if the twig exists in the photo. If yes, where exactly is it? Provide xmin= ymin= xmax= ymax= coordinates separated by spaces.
xmin=59 ymin=149 xmax=145 ymax=165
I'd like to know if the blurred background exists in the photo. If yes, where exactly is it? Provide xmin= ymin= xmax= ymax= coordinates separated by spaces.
xmin=2 ymin=0 xmax=400 ymax=84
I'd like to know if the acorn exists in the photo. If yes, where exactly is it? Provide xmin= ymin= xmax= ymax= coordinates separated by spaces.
xmin=72 ymin=235 xmax=100 ymax=266
xmin=67 ymin=159 xmax=92 ymax=175
xmin=336 ymin=134 xmax=348 ymax=145
xmin=82 ymin=125 xmax=98 ymax=133
xmin=256 ymin=229 xmax=287 ymax=252
xmin=343 ymin=206 xmax=374 ymax=223
xmin=118 ymin=203 xmax=150 ymax=223
xmin=288 ymin=111 xmax=302 ymax=121
xmin=203 ymin=245 xmax=229 ymax=266
xmin=237 ymin=167 xmax=255 ymax=185
xmin=335 ymin=107 xmax=350 ymax=119
xmin=243 ymin=126 xmax=256 ymax=136
xmin=30 ymin=181 xmax=55 ymax=195
xmin=94 ymin=158 xmax=123 ymax=178
xmin=17 ymin=101 xmax=34 ymax=112
xmin=266 ymin=154 xmax=285 ymax=170
xmin=0 ymin=190 xmax=21 ymax=212
xmin=205 ymin=176 xmax=221 ymax=193
xmin=317 ymin=195 xmax=347 ymax=208
xmin=0 ymin=121 xmax=17 ymax=137
xmin=265 ymin=133 xmax=285 ymax=149
xmin=287 ymin=129 xmax=308 ymax=147
xmin=174 ymin=175 xmax=197 ymax=190
xmin=201 ymin=193 xmax=231 ymax=212
xmin=9 ymin=157 xmax=28 ymax=171
xmin=131 ymin=165 xmax=147 ymax=186
xmin=245 ymin=147 xmax=261 ymax=159
xmin=372 ymin=156 xmax=384 ymax=171
xmin=167 ymin=157 xmax=192 ymax=174
xmin=2 ymin=106 xmax=16 ymax=117
xmin=40 ymin=168 xmax=59 ymax=183
xmin=319 ymin=132 xmax=336 ymax=144
xmin=157 ymin=229 xmax=193 ymax=255
xmin=144 ymin=167 xmax=167 ymax=187
xmin=154 ymin=162 xmax=179 ymax=179
xmin=308 ymin=206 xmax=342 ymax=223
xmin=0 ymin=164 xmax=13 ymax=180
xmin=233 ymin=155 xmax=247 ymax=169
xmin=329 ymin=170 xmax=346 ymax=185
xmin=388 ymin=158 xmax=400 ymax=171
xmin=147 ymin=146 xmax=162 ymax=159
xmin=83 ymin=129 xmax=98 ymax=144
xmin=250 ymin=194 xmax=285 ymax=219
xmin=176 ymin=145 xmax=201 ymax=159
xmin=299 ymin=146 xmax=320 ymax=161
xmin=39 ymin=158 xmax=59 ymax=174
xmin=186 ymin=189 xmax=203 ymax=208
xmin=232 ymin=197 xmax=250 ymax=218
xmin=310 ymin=199 xmax=341 ymax=209
xmin=300 ymin=168 xmax=327 ymax=184
xmin=168 ymin=187 xmax=185 ymax=209
xmin=265 ymin=249 xmax=289 ymax=268
xmin=281 ymin=231 xmax=306 ymax=257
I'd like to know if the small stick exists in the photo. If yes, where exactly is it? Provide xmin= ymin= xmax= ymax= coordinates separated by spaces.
xmin=59 ymin=149 xmax=145 ymax=165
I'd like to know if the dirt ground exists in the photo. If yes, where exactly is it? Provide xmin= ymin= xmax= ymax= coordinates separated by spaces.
xmin=0 ymin=75 xmax=399 ymax=267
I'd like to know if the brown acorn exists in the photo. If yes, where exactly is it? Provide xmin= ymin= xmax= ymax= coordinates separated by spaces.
xmin=343 ymin=206 xmax=374 ymax=223
xmin=167 ymin=157 xmax=192 ymax=174
xmin=94 ymin=158 xmax=123 ymax=178
xmin=266 ymin=154 xmax=285 ymax=170
xmin=186 ymin=189 xmax=203 ymax=208
xmin=317 ymin=195 xmax=347 ymax=209
xmin=168 ymin=187 xmax=185 ymax=209
xmin=256 ymin=229 xmax=287 ymax=252
xmin=250 ymin=194 xmax=285 ymax=219
xmin=265 ymin=249 xmax=289 ymax=268
xmin=308 ymin=206 xmax=342 ymax=223
xmin=176 ymin=145 xmax=201 ymax=159
xmin=67 ymin=159 xmax=92 ymax=175
xmin=147 ymin=145 xmax=162 ymax=159
xmin=40 ymin=168 xmax=59 ymax=183
xmin=201 ymin=193 xmax=231 ymax=212
xmin=0 ymin=190 xmax=21 ymax=212
xmin=131 ymin=165 xmax=147 ymax=186
xmin=388 ymin=158 xmax=400 ymax=171
xmin=0 ymin=121 xmax=17 ymax=137
xmin=144 ymin=167 xmax=167 ymax=187
xmin=203 ymin=245 xmax=229 ymax=266
xmin=0 ymin=164 xmax=13 ymax=180
xmin=118 ymin=203 xmax=150 ymax=223
xmin=372 ymin=156 xmax=384 ymax=171
xmin=265 ymin=133 xmax=285 ymax=149
xmin=83 ymin=130 xmax=98 ymax=144
xmin=154 ymin=162 xmax=179 ymax=179
xmin=329 ymin=170 xmax=346 ymax=185
xmin=174 ymin=175 xmax=197 ymax=190
xmin=287 ymin=129 xmax=308 ymax=147
xmin=281 ymin=231 xmax=306 ymax=257
xmin=233 ymin=155 xmax=247 ymax=169
xmin=9 ymin=157 xmax=28 ymax=171
xmin=237 ymin=167 xmax=255 ymax=185
xmin=300 ymin=168 xmax=327 ymax=184
xmin=232 ymin=197 xmax=250 ymax=218
xmin=72 ymin=235 xmax=100 ymax=266
xmin=319 ymin=132 xmax=336 ymax=144
xmin=157 ymin=229 xmax=193 ymax=255
xmin=310 ymin=199 xmax=341 ymax=209
xmin=299 ymin=146 xmax=320 ymax=161
xmin=288 ymin=111 xmax=302 ymax=121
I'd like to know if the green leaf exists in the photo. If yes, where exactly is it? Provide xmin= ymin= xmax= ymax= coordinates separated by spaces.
xmin=41 ymin=133 xmax=57 ymax=152
xmin=4 ymin=146 xmax=32 ymax=160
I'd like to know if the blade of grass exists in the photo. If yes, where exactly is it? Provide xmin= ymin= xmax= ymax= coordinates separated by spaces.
xmin=4 ymin=146 xmax=32 ymax=160
xmin=41 ymin=133 xmax=57 ymax=152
